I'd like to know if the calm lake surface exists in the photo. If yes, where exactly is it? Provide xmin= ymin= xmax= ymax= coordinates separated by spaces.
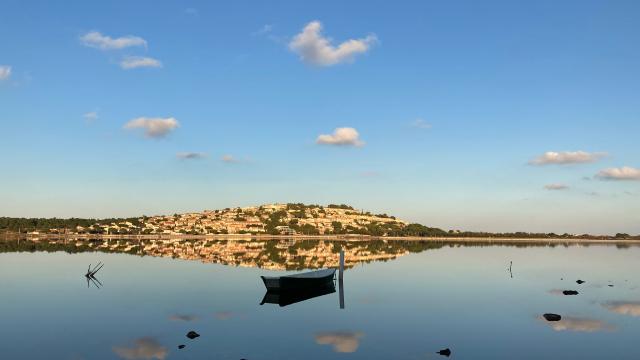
xmin=1 ymin=239 xmax=639 ymax=359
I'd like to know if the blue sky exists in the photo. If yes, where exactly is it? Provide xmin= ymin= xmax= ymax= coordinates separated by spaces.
xmin=1 ymin=0 xmax=639 ymax=234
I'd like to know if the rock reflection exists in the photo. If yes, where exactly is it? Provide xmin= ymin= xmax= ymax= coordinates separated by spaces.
xmin=113 ymin=337 xmax=167 ymax=360
xmin=602 ymin=301 xmax=640 ymax=317
xmin=539 ymin=316 xmax=615 ymax=332
xmin=315 ymin=331 xmax=364 ymax=353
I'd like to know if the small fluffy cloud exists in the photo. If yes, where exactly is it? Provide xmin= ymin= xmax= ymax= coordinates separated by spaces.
xmin=544 ymin=183 xmax=569 ymax=191
xmin=0 ymin=65 xmax=11 ymax=80
xmin=595 ymin=166 xmax=640 ymax=181
xmin=316 ymin=127 xmax=364 ymax=147
xmin=113 ymin=337 xmax=167 ymax=360
xmin=315 ymin=332 xmax=364 ymax=353
xmin=83 ymin=111 xmax=98 ymax=122
xmin=80 ymin=31 xmax=147 ymax=50
xmin=253 ymin=24 xmax=273 ymax=36
xmin=603 ymin=301 xmax=640 ymax=317
xmin=411 ymin=118 xmax=431 ymax=129
xmin=177 ymin=152 xmax=207 ymax=160
xmin=289 ymin=21 xmax=376 ymax=66
xmin=120 ymin=56 xmax=162 ymax=69
xmin=221 ymin=155 xmax=239 ymax=163
xmin=529 ymin=151 xmax=606 ymax=166
xmin=124 ymin=117 xmax=179 ymax=138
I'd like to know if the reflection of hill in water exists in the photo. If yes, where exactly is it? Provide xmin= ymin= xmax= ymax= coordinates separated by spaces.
xmin=0 ymin=239 xmax=442 ymax=270
xmin=0 ymin=238 xmax=636 ymax=270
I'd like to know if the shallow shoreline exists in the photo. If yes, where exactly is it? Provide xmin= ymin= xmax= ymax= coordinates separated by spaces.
xmin=3 ymin=233 xmax=639 ymax=245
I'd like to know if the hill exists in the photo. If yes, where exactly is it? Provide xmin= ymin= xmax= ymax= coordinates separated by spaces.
xmin=1 ymin=203 xmax=638 ymax=239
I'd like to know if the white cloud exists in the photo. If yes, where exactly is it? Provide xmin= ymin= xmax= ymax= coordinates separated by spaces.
xmin=595 ymin=166 xmax=640 ymax=181
xmin=221 ymin=155 xmax=239 ymax=163
xmin=315 ymin=332 xmax=364 ymax=353
xmin=544 ymin=183 xmax=569 ymax=191
xmin=0 ymin=65 xmax=11 ymax=80
xmin=316 ymin=127 xmax=364 ymax=147
xmin=411 ymin=118 xmax=431 ymax=129
xmin=253 ymin=24 xmax=273 ymax=36
xmin=289 ymin=21 xmax=376 ymax=66
xmin=80 ymin=31 xmax=147 ymax=50
xmin=177 ymin=152 xmax=207 ymax=160
xmin=123 ymin=117 xmax=179 ymax=138
xmin=113 ymin=337 xmax=167 ymax=360
xmin=120 ymin=56 xmax=162 ymax=69
xmin=529 ymin=151 xmax=607 ymax=165
xmin=83 ymin=111 xmax=98 ymax=122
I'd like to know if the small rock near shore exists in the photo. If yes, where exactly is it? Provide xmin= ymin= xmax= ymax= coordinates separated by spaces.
xmin=178 ymin=345 xmax=185 ymax=349
xmin=437 ymin=348 xmax=451 ymax=357
xmin=576 ymin=280 xmax=586 ymax=284
xmin=562 ymin=290 xmax=579 ymax=295
xmin=186 ymin=331 xmax=200 ymax=339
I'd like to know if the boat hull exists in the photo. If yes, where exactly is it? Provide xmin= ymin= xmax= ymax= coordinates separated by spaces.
xmin=261 ymin=269 xmax=336 ymax=291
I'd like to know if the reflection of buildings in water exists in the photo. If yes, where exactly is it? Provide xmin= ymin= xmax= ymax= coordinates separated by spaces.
xmin=76 ymin=239 xmax=416 ymax=270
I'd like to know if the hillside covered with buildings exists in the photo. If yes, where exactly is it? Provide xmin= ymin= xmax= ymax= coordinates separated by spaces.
xmin=2 ymin=203 xmax=637 ymax=240
xmin=1 ymin=203 xmax=445 ymax=237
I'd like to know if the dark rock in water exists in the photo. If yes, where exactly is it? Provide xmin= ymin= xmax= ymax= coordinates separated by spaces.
xmin=608 ymin=284 xmax=614 ymax=287
xmin=543 ymin=313 xmax=562 ymax=322
xmin=178 ymin=345 xmax=185 ymax=349
xmin=576 ymin=280 xmax=585 ymax=284
xmin=437 ymin=348 xmax=451 ymax=357
xmin=562 ymin=290 xmax=579 ymax=295
xmin=186 ymin=331 xmax=200 ymax=339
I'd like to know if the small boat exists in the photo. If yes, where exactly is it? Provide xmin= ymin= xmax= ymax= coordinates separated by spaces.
xmin=261 ymin=268 xmax=336 ymax=291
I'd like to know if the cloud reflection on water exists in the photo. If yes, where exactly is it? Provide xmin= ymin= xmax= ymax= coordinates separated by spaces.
xmin=214 ymin=311 xmax=235 ymax=320
xmin=539 ymin=316 xmax=615 ymax=333
xmin=113 ymin=337 xmax=167 ymax=360
xmin=168 ymin=314 xmax=199 ymax=322
xmin=603 ymin=301 xmax=640 ymax=317
xmin=315 ymin=331 xmax=364 ymax=353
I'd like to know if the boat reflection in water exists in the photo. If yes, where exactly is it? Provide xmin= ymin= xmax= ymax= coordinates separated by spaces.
xmin=260 ymin=283 xmax=337 ymax=307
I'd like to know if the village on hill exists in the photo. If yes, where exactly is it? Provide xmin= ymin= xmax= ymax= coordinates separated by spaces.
xmin=33 ymin=203 xmax=414 ymax=236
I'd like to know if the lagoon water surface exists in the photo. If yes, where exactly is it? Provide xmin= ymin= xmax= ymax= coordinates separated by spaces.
xmin=1 ymin=240 xmax=639 ymax=359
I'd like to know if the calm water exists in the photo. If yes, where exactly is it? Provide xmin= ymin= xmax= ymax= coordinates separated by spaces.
xmin=1 ymin=239 xmax=639 ymax=359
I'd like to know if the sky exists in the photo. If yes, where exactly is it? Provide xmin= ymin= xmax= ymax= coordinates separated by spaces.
xmin=1 ymin=0 xmax=639 ymax=234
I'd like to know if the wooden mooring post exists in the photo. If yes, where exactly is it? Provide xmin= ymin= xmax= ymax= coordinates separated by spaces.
xmin=339 ymin=249 xmax=345 ymax=309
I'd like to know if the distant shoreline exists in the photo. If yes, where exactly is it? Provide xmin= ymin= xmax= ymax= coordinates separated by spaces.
xmin=2 ymin=233 xmax=640 ymax=245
